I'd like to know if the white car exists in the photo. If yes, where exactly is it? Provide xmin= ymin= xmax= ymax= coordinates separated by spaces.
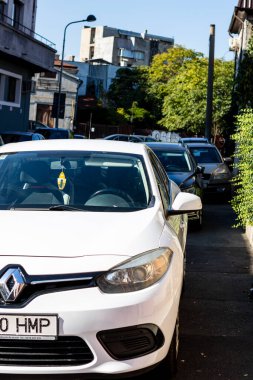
xmin=0 ymin=139 xmax=201 ymax=377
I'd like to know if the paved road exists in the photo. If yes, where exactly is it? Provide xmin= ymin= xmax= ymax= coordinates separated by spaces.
xmin=175 ymin=200 xmax=253 ymax=380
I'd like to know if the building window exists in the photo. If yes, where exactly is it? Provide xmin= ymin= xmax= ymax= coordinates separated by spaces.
xmin=90 ymin=28 xmax=96 ymax=44
xmin=89 ymin=46 xmax=94 ymax=59
xmin=0 ymin=1 xmax=6 ymax=22
xmin=39 ymin=71 xmax=57 ymax=79
xmin=0 ymin=69 xmax=22 ymax=107
xmin=12 ymin=0 xmax=24 ymax=29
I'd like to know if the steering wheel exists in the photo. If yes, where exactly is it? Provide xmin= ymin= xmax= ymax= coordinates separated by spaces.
xmin=87 ymin=188 xmax=135 ymax=205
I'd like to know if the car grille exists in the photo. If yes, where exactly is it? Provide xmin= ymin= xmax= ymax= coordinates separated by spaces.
xmin=0 ymin=336 xmax=94 ymax=366
xmin=0 ymin=266 xmax=104 ymax=307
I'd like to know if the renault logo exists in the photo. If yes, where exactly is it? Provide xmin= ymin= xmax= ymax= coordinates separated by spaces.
xmin=0 ymin=268 xmax=26 ymax=303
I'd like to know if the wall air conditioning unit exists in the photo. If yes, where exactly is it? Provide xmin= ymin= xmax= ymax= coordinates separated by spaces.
xmin=229 ymin=37 xmax=240 ymax=51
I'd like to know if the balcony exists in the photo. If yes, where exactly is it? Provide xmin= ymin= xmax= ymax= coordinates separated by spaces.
xmin=0 ymin=13 xmax=56 ymax=72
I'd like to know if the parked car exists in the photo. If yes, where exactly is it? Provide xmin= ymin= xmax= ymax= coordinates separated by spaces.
xmin=104 ymin=134 xmax=143 ymax=142
xmin=146 ymin=142 xmax=204 ymax=229
xmin=186 ymin=142 xmax=233 ymax=199
xmin=179 ymin=137 xmax=209 ymax=145
xmin=0 ymin=131 xmax=45 ymax=143
xmin=133 ymin=134 xmax=158 ymax=142
xmin=0 ymin=139 xmax=201 ymax=377
xmin=28 ymin=120 xmax=49 ymax=130
xmin=73 ymin=134 xmax=87 ymax=139
xmin=34 ymin=126 xmax=71 ymax=139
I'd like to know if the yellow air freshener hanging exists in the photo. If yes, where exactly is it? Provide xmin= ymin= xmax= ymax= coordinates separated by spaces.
xmin=57 ymin=171 xmax=66 ymax=190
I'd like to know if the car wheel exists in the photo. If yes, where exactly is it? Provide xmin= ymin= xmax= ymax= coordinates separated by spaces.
xmin=156 ymin=314 xmax=179 ymax=378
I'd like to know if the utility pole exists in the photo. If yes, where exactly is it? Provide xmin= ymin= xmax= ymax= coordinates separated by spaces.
xmin=205 ymin=24 xmax=215 ymax=142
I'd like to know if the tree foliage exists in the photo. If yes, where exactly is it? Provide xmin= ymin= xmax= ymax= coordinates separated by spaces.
xmin=106 ymin=46 xmax=234 ymax=134
xmin=230 ymin=109 xmax=253 ymax=228
xmin=158 ymin=56 xmax=234 ymax=134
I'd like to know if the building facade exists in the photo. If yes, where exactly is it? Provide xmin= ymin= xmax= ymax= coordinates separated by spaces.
xmin=229 ymin=0 xmax=253 ymax=71
xmin=80 ymin=26 xmax=174 ymax=67
xmin=29 ymin=60 xmax=81 ymax=129
xmin=0 ymin=0 xmax=56 ymax=131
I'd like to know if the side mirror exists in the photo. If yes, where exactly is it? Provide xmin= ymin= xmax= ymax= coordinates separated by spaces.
xmin=223 ymin=157 xmax=233 ymax=164
xmin=196 ymin=165 xmax=204 ymax=174
xmin=167 ymin=192 xmax=202 ymax=216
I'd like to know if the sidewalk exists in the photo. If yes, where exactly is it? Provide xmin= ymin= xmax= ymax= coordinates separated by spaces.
xmin=175 ymin=201 xmax=253 ymax=380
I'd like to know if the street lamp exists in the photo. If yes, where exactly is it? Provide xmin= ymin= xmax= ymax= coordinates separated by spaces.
xmin=55 ymin=14 xmax=96 ymax=128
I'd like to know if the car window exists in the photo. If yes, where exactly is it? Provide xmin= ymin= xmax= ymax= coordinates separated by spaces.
xmin=189 ymin=147 xmax=222 ymax=164
xmin=152 ymin=150 xmax=192 ymax=172
xmin=0 ymin=151 xmax=151 ymax=211
xmin=148 ymin=150 xmax=170 ymax=211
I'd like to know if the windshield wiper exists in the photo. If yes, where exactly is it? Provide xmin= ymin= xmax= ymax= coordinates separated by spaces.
xmin=49 ymin=205 xmax=85 ymax=211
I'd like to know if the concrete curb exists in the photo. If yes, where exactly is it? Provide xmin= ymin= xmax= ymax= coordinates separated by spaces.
xmin=246 ymin=225 xmax=253 ymax=247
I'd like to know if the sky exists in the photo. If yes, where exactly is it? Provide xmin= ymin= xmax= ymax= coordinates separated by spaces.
xmin=36 ymin=0 xmax=238 ymax=62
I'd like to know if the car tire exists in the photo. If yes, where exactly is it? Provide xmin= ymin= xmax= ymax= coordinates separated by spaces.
xmin=156 ymin=314 xmax=179 ymax=378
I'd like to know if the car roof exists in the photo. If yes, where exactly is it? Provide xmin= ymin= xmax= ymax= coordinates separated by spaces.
xmin=35 ymin=126 xmax=67 ymax=131
xmin=145 ymin=142 xmax=187 ymax=152
xmin=0 ymin=131 xmax=37 ymax=136
xmin=185 ymin=142 xmax=216 ymax=148
xmin=0 ymin=138 xmax=149 ymax=155
xmin=179 ymin=137 xmax=208 ymax=142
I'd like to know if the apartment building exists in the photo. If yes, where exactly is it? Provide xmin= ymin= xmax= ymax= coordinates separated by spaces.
xmin=80 ymin=26 xmax=174 ymax=67
xmin=0 ymin=0 xmax=56 ymax=131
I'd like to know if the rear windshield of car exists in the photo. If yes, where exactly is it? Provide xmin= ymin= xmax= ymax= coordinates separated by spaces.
xmin=188 ymin=147 xmax=222 ymax=164
xmin=152 ymin=150 xmax=193 ymax=172
xmin=0 ymin=151 xmax=151 ymax=211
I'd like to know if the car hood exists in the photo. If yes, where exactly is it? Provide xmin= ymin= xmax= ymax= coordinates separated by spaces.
xmin=167 ymin=172 xmax=193 ymax=187
xmin=0 ymin=207 xmax=164 ymax=259
xmin=200 ymin=162 xmax=224 ymax=174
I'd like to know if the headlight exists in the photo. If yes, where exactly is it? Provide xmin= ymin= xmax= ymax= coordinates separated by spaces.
xmin=210 ymin=164 xmax=231 ymax=180
xmin=96 ymin=248 xmax=173 ymax=293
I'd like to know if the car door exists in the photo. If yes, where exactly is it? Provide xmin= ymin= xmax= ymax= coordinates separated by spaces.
xmin=148 ymin=150 xmax=187 ymax=251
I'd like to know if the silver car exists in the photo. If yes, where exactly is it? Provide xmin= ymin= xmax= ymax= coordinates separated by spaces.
xmin=186 ymin=143 xmax=232 ymax=199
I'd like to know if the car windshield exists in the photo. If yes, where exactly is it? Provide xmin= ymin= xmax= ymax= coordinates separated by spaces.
xmin=153 ymin=151 xmax=192 ymax=172
xmin=0 ymin=151 xmax=151 ymax=211
xmin=188 ymin=147 xmax=222 ymax=164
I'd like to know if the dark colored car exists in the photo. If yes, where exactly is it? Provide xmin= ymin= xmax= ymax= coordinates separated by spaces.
xmin=34 ymin=126 xmax=71 ymax=139
xmin=146 ymin=142 xmax=204 ymax=229
xmin=28 ymin=120 xmax=49 ymax=130
xmin=0 ymin=131 xmax=45 ymax=143
xmin=104 ymin=134 xmax=143 ymax=142
xmin=133 ymin=135 xmax=158 ymax=142
xmin=74 ymin=134 xmax=87 ymax=139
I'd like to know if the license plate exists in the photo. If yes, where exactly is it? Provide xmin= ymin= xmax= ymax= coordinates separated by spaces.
xmin=0 ymin=314 xmax=58 ymax=340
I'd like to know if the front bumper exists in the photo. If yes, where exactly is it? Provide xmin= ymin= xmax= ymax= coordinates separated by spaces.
xmin=202 ymin=179 xmax=231 ymax=195
xmin=0 ymin=273 xmax=181 ymax=375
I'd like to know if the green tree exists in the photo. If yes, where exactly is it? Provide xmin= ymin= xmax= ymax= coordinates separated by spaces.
xmin=107 ymin=66 xmax=156 ymax=127
xmin=148 ymin=45 xmax=203 ymax=98
xmin=107 ymin=67 xmax=148 ymax=110
xmin=159 ymin=57 xmax=234 ymax=135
